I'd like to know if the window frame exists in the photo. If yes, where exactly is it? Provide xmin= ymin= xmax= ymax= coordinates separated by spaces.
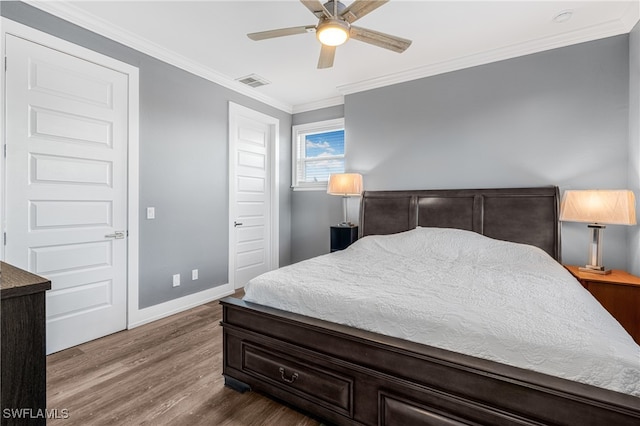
xmin=291 ymin=117 xmax=345 ymax=191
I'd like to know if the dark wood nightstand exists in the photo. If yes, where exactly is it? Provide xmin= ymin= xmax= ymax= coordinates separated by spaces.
xmin=330 ymin=226 xmax=358 ymax=252
xmin=565 ymin=265 xmax=640 ymax=344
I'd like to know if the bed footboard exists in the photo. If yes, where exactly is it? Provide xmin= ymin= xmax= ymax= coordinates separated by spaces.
xmin=221 ymin=297 xmax=640 ymax=426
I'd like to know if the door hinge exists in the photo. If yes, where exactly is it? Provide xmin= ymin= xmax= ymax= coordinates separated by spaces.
xmin=3 ymin=144 xmax=6 ymax=158
xmin=3 ymin=232 xmax=6 ymax=246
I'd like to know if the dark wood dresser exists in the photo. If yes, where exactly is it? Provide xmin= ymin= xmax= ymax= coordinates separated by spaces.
xmin=1 ymin=262 xmax=51 ymax=425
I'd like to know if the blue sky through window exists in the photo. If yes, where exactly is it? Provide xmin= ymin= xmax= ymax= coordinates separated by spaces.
xmin=303 ymin=130 xmax=345 ymax=182
xmin=305 ymin=130 xmax=344 ymax=158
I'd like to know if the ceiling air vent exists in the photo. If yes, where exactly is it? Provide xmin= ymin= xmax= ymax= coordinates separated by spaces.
xmin=236 ymin=74 xmax=270 ymax=88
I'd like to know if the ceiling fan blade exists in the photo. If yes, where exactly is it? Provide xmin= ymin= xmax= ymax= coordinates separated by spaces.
xmin=247 ymin=25 xmax=315 ymax=41
xmin=350 ymin=26 xmax=412 ymax=53
xmin=317 ymin=45 xmax=336 ymax=69
xmin=341 ymin=0 xmax=388 ymax=23
xmin=300 ymin=0 xmax=332 ymax=19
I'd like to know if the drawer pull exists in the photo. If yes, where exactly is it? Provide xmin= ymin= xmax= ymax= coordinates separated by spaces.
xmin=279 ymin=367 xmax=299 ymax=384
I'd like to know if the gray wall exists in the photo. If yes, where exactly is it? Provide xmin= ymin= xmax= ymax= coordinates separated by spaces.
xmin=629 ymin=21 xmax=640 ymax=275
xmin=291 ymin=105 xmax=345 ymax=263
xmin=293 ymin=35 xmax=632 ymax=270
xmin=1 ymin=2 xmax=292 ymax=308
xmin=5 ymin=1 xmax=639 ymax=290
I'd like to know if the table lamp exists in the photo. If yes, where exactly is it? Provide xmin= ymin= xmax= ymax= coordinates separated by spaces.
xmin=327 ymin=173 xmax=363 ymax=226
xmin=559 ymin=189 xmax=636 ymax=274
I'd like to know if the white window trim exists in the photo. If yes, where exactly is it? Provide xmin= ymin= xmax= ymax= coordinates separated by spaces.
xmin=291 ymin=117 xmax=345 ymax=191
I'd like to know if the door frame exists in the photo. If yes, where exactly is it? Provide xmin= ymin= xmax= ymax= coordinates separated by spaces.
xmin=0 ymin=18 xmax=141 ymax=328
xmin=228 ymin=102 xmax=280 ymax=289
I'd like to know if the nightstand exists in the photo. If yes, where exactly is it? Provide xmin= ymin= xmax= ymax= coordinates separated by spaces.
xmin=330 ymin=226 xmax=358 ymax=252
xmin=565 ymin=265 xmax=640 ymax=344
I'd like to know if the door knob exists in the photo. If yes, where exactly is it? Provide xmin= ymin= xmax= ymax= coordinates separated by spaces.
xmin=105 ymin=231 xmax=126 ymax=239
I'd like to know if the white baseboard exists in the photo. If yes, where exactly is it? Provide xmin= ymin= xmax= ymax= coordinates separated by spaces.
xmin=127 ymin=283 xmax=234 ymax=329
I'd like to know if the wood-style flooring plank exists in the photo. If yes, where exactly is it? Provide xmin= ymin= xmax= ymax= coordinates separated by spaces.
xmin=46 ymin=292 xmax=321 ymax=425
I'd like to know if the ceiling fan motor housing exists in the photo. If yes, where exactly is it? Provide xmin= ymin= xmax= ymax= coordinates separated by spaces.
xmin=324 ymin=0 xmax=347 ymax=15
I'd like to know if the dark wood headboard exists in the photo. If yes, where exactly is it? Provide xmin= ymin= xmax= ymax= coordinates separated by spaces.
xmin=359 ymin=186 xmax=561 ymax=261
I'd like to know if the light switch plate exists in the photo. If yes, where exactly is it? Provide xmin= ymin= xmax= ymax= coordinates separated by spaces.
xmin=147 ymin=207 xmax=155 ymax=219
xmin=172 ymin=274 xmax=180 ymax=287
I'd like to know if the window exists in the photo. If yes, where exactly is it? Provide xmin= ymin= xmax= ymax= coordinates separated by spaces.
xmin=292 ymin=118 xmax=345 ymax=190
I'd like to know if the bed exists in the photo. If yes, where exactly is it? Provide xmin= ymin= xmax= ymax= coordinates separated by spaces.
xmin=220 ymin=186 xmax=640 ymax=425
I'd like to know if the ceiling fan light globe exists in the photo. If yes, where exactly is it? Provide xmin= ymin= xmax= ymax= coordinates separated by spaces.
xmin=316 ymin=19 xmax=350 ymax=46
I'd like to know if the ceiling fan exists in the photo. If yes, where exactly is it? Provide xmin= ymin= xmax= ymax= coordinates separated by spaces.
xmin=247 ymin=0 xmax=412 ymax=69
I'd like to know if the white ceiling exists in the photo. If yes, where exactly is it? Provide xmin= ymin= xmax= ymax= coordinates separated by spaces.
xmin=27 ymin=1 xmax=640 ymax=113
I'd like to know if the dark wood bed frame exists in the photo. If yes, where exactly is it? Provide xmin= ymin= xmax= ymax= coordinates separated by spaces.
xmin=221 ymin=186 xmax=640 ymax=425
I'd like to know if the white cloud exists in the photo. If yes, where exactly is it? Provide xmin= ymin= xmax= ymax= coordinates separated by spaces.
xmin=308 ymin=159 xmax=343 ymax=168
xmin=306 ymin=140 xmax=331 ymax=149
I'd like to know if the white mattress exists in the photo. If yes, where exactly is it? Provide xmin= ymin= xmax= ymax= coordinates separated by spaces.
xmin=243 ymin=227 xmax=640 ymax=397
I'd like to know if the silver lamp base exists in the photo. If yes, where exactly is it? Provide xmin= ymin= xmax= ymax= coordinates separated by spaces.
xmin=337 ymin=221 xmax=355 ymax=227
xmin=578 ymin=265 xmax=611 ymax=275
xmin=580 ymin=224 xmax=611 ymax=275
xmin=337 ymin=196 xmax=354 ymax=227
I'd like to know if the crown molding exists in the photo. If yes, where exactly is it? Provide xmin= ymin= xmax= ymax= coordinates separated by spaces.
xmin=22 ymin=1 xmax=640 ymax=114
xmin=24 ymin=0 xmax=293 ymax=114
xmin=338 ymin=10 xmax=640 ymax=96
xmin=292 ymin=95 xmax=344 ymax=114
xmin=620 ymin=0 xmax=640 ymax=30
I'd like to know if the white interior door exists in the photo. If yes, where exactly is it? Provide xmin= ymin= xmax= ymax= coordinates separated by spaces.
xmin=5 ymin=34 xmax=129 ymax=354
xmin=229 ymin=103 xmax=279 ymax=289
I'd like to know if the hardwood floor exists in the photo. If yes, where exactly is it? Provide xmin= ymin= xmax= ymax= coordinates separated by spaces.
xmin=46 ymin=291 xmax=321 ymax=425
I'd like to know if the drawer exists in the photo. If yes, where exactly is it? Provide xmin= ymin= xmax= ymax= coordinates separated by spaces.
xmin=379 ymin=390 xmax=539 ymax=426
xmin=381 ymin=394 xmax=467 ymax=426
xmin=242 ymin=342 xmax=353 ymax=417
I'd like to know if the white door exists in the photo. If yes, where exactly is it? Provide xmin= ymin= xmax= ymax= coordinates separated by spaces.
xmin=229 ymin=103 xmax=279 ymax=289
xmin=5 ymin=35 xmax=129 ymax=354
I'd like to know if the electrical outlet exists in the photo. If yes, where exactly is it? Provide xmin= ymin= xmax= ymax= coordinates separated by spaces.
xmin=172 ymin=273 xmax=180 ymax=287
xmin=192 ymin=269 xmax=198 ymax=280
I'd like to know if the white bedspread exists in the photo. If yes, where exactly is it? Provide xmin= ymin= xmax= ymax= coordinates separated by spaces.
xmin=243 ymin=227 xmax=640 ymax=396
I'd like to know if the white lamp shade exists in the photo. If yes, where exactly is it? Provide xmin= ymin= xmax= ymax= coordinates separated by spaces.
xmin=559 ymin=190 xmax=637 ymax=225
xmin=327 ymin=173 xmax=363 ymax=196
